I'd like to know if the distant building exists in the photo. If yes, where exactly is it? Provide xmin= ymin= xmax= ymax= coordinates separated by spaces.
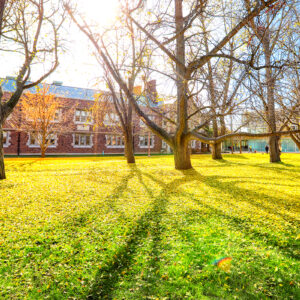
xmin=222 ymin=111 xmax=300 ymax=153
xmin=2 ymin=78 xmax=163 ymax=156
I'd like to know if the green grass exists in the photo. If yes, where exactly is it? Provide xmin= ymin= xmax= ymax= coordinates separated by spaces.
xmin=0 ymin=154 xmax=299 ymax=299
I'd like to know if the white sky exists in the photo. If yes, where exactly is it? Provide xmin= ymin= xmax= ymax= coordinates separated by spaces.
xmin=0 ymin=0 xmax=120 ymax=90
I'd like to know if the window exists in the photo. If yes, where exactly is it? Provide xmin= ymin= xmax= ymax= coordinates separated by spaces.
xmin=140 ymin=115 xmax=155 ymax=128
xmin=29 ymin=133 xmax=39 ymax=147
xmin=27 ymin=132 xmax=57 ymax=148
xmin=103 ymin=113 xmax=120 ymax=126
xmin=73 ymin=133 xmax=93 ymax=147
xmin=2 ymin=131 xmax=11 ymax=147
xmin=47 ymin=134 xmax=57 ymax=147
xmin=105 ymin=135 xmax=125 ymax=148
xmin=190 ymin=140 xmax=196 ymax=148
xmin=53 ymin=108 xmax=62 ymax=122
xmin=139 ymin=135 xmax=154 ymax=148
xmin=75 ymin=109 xmax=93 ymax=124
xmin=162 ymin=140 xmax=167 ymax=148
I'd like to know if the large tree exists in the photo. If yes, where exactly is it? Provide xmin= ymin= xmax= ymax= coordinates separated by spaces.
xmin=68 ymin=0 xmax=299 ymax=170
xmin=0 ymin=0 xmax=65 ymax=179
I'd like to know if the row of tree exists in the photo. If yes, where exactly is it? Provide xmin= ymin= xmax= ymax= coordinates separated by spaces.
xmin=0 ymin=0 xmax=299 ymax=179
xmin=66 ymin=0 xmax=299 ymax=170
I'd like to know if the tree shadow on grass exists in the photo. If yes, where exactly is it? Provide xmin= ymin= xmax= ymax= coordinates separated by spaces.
xmin=223 ymin=154 xmax=249 ymax=159
xmin=86 ymin=165 xmax=172 ymax=299
xmin=64 ymin=166 xmax=138 ymax=230
xmin=141 ymin=169 xmax=299 ymax=260
xmin=77 ymin=165 xmax=298 ymax=299
xmin=227 ymin=160 xmax=300 ymax=178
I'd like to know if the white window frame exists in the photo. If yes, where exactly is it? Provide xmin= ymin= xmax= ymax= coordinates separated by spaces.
xmin=2 ymin=131 xmax=11 ymax=147
xmin=103 ymin=113 xmax=120 ymax=126
xmin=74 ymin=109 xmax=93 ymax=125
xmin=52 ymin=108 xmax=62 ymax=123
xmin=27 ymin=132 xmax=58 ymax=148
xmin=139 ymin=135 xmax=155 ymax=148
xmin=72 ymin=133 xmax=93 ymax=148
xmin=105 ymin=135 xmax=125 ymax=148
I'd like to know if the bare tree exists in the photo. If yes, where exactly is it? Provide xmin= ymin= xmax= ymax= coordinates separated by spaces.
xmin=0 ymin=0 xmax=65 ymax=179
xmin=242 ymin=0 xmax=300 ymax=161
xmin=68 ymin=0 xmax=299 ymax=170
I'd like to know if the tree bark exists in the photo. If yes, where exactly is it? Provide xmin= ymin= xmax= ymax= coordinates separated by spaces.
xmin=124 ymin=128 xmax=135 ymax=164
xmin=0 ymin=125 xmax=6 ymax=180
xmin=41 ymin=148 xmax=46 ymax=158
xmin=269 ymin=135 xmax=281 ymax=162
xmin=211 ymin=142 xmax=222 ymax=159
xmin=173 ymin=136 xmax=192 ymax=170
xmin=172 ymin=0 xmax=192 ymax=170
xmin=263 ymin=25 xmax=281 ymax=163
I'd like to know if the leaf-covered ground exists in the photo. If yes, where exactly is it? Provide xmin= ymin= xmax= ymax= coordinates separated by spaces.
xmin=0 ymin=154 xmax=299 ymax=299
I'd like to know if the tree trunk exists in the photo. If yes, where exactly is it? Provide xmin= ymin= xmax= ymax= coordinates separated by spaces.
xmin=239 ymin=139 xmax=242 ymax=154
xmin=269 ymin=136 xmax=281 ymax=162
xmin=124 ymin=136 xmax=135 ymax=164
xmin=0 ymin=126 xmax=6 ymax=180
xmin=263 ymin=25 xmax=280 ymax=163
xmin=173 ymin=136 xmax=192 ymax=170
xmin=211 ymin=142 xmax=222 ymax=160
xmin=41 ymin=149 xmax=46 ymax=158
xmin=172 ymin=1 xmax=192 ymax=171
xmin=124 ymin=127 xmax=135 ymax=164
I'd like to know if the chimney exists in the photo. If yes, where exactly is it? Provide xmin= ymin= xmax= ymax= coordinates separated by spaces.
xmin=52 ymin=81 xmax=63 ymax=86
xmin=6 ymin=75 xmax=16 ymax=80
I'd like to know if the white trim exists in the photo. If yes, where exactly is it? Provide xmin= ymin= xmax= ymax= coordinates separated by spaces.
xmin=106 ymin=145 xmax=125 ymax=148
xmin=139 ymin=135 xmax=155 ymax=148
xmin=74 ymin=109 xmax=93 ymax=125
xmin=3 ymin=131 xmax=11 ymax=147
xmin=26 ymin=133 xmax=58 ymax=148
xmin=105 ymin=135 xmax=125 ymax=148
xmin=72 ymin=133 xmax=94 ymax=148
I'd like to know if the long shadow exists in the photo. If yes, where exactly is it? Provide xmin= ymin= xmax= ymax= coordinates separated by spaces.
xmin=223 ymin=154 xmax=249 ymax=159
xmin=65 ymin=167 xmax=137 ymax=230
xmin=204 ymin=176 xmax=300 ymax=223
xmin=141 ymin=170 xmax=299 ymax=260
xmin=143 ymin=169 xmax=297 ymax=220
xmin=86 ymin=166 xmax=170 ymax=299
xmin=227 ymin=159 xmax=300 ymax=178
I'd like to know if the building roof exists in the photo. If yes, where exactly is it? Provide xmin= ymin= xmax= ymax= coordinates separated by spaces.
xmin=1 ymin=78 xmax=160 ymax=107
xmin=1 ymin=78 xmax=101 ymax=101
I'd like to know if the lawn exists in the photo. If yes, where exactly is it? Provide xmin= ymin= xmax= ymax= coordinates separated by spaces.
xmin=0 ymin=154 xmax=299 ymax=299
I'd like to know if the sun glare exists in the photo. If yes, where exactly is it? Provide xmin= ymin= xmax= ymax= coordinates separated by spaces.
xmin=77 ymin=0 xmax=120 ymax=27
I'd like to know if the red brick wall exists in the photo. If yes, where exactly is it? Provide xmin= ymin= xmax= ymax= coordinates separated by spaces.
xmin=3 ymin=94 xmax=163 ymax=155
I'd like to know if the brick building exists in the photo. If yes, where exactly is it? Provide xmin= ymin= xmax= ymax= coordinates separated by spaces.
xmin=2 ymin=78 xmax=210 ymax=156
xmin=2 ymin=78 xmax=163 ymax=156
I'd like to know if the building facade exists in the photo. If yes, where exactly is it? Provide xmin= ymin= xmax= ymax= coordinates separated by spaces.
xmin=2 ymin=79 xmax=164 ymax=156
